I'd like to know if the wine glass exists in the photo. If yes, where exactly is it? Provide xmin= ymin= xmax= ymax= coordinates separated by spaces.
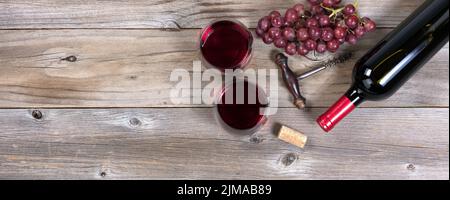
xmin=199 ymin=19 xmax=253 ymax=71
xmin=213 ymin=78 xmax=270 ymax=134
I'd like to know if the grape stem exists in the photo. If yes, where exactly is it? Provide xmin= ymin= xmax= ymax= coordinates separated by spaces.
xmin=321 ymin=4 xmax=344 ymax=19
xmin=321 ymin=0 xmax=360 ymax=19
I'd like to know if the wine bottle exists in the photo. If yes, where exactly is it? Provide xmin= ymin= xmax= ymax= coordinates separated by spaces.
xmin=317 ymin=0 xmax=449 ymax=132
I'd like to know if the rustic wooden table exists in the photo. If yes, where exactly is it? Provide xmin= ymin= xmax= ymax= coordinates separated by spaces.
xmin=0 ymin=0 xmax=448 ymax=180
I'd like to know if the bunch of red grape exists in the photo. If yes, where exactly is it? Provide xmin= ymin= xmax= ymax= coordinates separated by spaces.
xmin=256 ymin=0 xmax=376 ymax=57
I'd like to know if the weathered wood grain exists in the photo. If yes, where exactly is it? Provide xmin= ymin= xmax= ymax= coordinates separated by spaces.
xmin=0 ymin=108 xmax=447 ymax=179
xmin=0 ymin=0 xmax=448 ymax=181
xmin=0 ymin=29 xmax=448 ymax=108
xmin=0 ymin=0 xmax=426 ymax=29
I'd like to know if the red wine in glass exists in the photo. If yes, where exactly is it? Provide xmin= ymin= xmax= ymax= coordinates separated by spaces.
xmin=200 ymin=20 xmax=253 ymax=71
xmin=215 ymin=79 xmax=269 ymax=133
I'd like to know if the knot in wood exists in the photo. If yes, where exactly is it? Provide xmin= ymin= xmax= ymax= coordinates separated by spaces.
xmin=407 ymin=164 xmax=416 ymax=171
xmin=31 ymin=110 xmax=43 ymax=120
xmin=129 ymin=117 xmax=142 ymax=127
xmin=281 ymin=153 xmax=297 ymax=167
xmin=249 ymin=135 xmax=264 ymax=144
xmin=62 ymin=55 xmax=77 ymax=62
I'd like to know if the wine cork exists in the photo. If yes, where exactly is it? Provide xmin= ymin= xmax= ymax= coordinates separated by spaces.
xmin=278 ymin=125 xmax=308 ymax=149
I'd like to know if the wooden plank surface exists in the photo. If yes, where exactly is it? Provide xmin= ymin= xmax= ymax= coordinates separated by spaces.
xmin=0 ymin=108 xmax=448 ymax=179
xmin=0 ymin=0 xmax=448 ymax=180
xmin=0 ymin=0 xmax=425 ymax=29
xmin=0 ymin=29 xmax=448 ymax=108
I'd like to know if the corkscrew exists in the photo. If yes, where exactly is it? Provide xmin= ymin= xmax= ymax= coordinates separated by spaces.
xmin=275 ymin=52 xmax=352 ymax=109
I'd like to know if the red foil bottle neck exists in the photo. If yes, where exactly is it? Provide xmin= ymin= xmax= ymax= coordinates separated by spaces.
xmin=317 ymin=95 xmax=356 ymax=132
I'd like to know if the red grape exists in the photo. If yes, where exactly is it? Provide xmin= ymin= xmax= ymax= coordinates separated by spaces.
xmin=297 ymin=44 xmax=310 ymax=55
xmin=258 ymin=16 xmax=271 ymax=31
xmin=285 ymin=42 xmax=298 ymax=55
xmin=256 ymin=28 xmax=265 ymax=38
xmin=271 ymin=16 xmax=284 ymax=28
xmin=345 ymin=15 xmax=359 ymax=29
xmin=282 ymin=27 xmax=296 ymax=41
xmin=362 ymin=17 xmax=376 ymax=32
xmin=256 ymin=0 xmax=376 ymax=57
xmin=262 ymin=33 xmax=273 ymax=44
xmin=285 ymin=8 xmax=299 ymax=23
xmin=305 ymin=39 xmax=318 ymax=50
xmin=316 ymin=41 xmax=327 ymax=53
xmin=334 ymin=26 xmax=347 ymax=39
xmin=269 ymin=11 xmax=281 ymax=19
xmin=311 ymin=5 xmax=324 ymax=15
xmin=345 ymin=33 xmax=358 ymax=45
xmin=322 ymin=0 xmax=335 ymax=8
xmin=314 ymin=14 xmax=320 ymax=21
xmin=318 ymin=15 xmax=331 ymax=27
xmin=283 ymin=20 xmax=293 ymax=27
xmin=274 ymin=38 xmax=287 ymax=48
xmin=307 ymin=0 xmax=322 ymax=5
xmin=354 ymin=25 xmax=366 ymax=38
xmin=343 ymin=4 xmax=356 ymax=16
xmin=308 ymin=27 xmax=321 ymax=40
xmin=306 ymin=18 xmax=319 ymax=28
xmin=327 ymin=39 xmax=340 ymax=52
xmin=296 ymin=27 xmax=310 ymax=41
xmin=335 ymin=20 xmax=347 ymax=29
xmin=321 ymin=27 xmax=334 ymax=42
xmin=268 ymin=27 xmax=281 ymax=39
xmin=293 ymin=4 xmax=305 ymax=15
